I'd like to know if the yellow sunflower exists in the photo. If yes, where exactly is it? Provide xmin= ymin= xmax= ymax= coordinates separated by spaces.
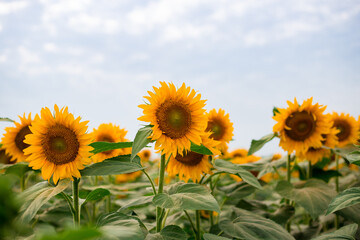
xmin=1 ymin=113 xmax=33 ymax=163
xmin=297 ymin=126 xmax=339 ymax=164
xmin=115 ymin=171 xmax=142 ymax=183
xmin=0 ymin=146 xmax=12 ymax=164
xmin=272 ymin=153 xmax=282 ymax=161
xmin=166 ymin=131 xmax=221 ymax=182
xmin=24 ymin=105 xmax=93 ymax=184
xmin=90 ymin=123 xmax=131 ymax=163
xmin=138 ymin=149 xmax=151 ymax=163
xmin=273 ymin=97 xmax=331 ymax=154
xmin=138 ymin=82 xmax=207 ymax=159
xmin=230 ymin=149 xmax=261 ymax=182
xmin=330 ymin=112 xmax=359 ymax=148
xmin=206 ymin=108 xmax=234 ymax=151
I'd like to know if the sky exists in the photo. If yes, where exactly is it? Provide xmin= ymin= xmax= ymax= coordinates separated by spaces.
xmin=0 ymin=0 xmax=359 ymax=156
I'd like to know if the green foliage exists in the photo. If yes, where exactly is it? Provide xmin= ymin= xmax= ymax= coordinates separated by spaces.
xmin=218 ymin=181 xmax=256 ymax=199
xmin=203 ymin=233 xmax=231 ymax=240
xmin=146 ymin=225 xmax=187 ymax=240
xmin=213 ymin=159 xmax=262 ymax=189
xmin=311 ymin=224 xmax=358 ymax=240
xmin=248 ymin=133 xmax=277 ymax=156
xmin=38 ymin=227 xmax=102 ymax=240
xmin=0 ymin=117 xmax=14 ymax=122
xmin=80 ymin=155 xmax=144 ymax=176
xmin=131 ymin=125 xmax=153 ymax=161
xmin=90 ymin=141 xmax=132 ymax=155
xmin=119 ymin=196 xmax=154 ymax=211
xmin=190 ymin=142 xmax=213 ymax=155
xmin=275 ymin=179 xmax=336 ymax=219
xmin=272 ymin=107 xmax=280 ymax=116
xmin=219 ymin=208 xmax=295 ymax=240
xmin=326 ymin=187 xmax=360 ymax=215
xmin=19 ymin=179 xmax=70 ymax=223
xmin=82 ymin=188 xmax=110 ymax=206
xmin=152 ymin=183 xmax=220 ymax=212
xmin=4 ymin=162 xmax=31 ymax=178
xmin=97 ymin=212 xmax=145 ymax=240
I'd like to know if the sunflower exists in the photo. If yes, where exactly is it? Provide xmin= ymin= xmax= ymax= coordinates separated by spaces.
xmin=115 ymin=171 xmax=142 ymax=183
xmin=23 ymin=105 xmax=93 ymax=184
xmin=230 ymin=149 xmax=261 ymax=182
xmin=138 ymin=82 xmax=207 ymax=159
xmin=138 ymin=149 xmax=151 ymax=163
xmin=297 ymin=125 xmax=339 ymax=164
xmin=271 ymin=153 xmax=282 ymax=161
xmin=0 ymin=147 xmax=12 ymax=164
xmin=273 ymin=97 xmax=331 ymax=154
xmin=166 ymin=131 xmax=220 ymax=182
xmin=1 ymin=113 xmax=33 ymax=163
xmin=206 ymin=108 xmax=234 ymax=151
xmin=90 ymin=123 xmax=130 ymax=163
xmin=330 ymin=112 xmax=359 ymax=148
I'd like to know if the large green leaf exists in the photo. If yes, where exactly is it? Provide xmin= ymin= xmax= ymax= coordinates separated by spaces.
xmin=218 ymin=181 xmax=256 ymax=199
xmin=213 ymin=159 xmax=262 ymax=189
xmin=131 ymin=125 xmax=153 ymax=161
xmin=82 ymin=188 xmax=110 ymax=206
xmin=145 ymin=225 xmax=187 ymax=240
xmin=19 ymin=179 xmax=70 ymax=223
xmin=81 ymin=155 xmax=144 ymax=176
xmin=97 ymin=212 xmax=145 ymax=240
xmin=203 ymin=233 xmax=231 ymax=240
xmin=4 ymin=162 xmax=31 ymax=178
xmin=326 ymin=187 xmax=360 ymax=215
xmin=257 ymin=157 xmax=286 ymax=178
xmin=311 ymin=223 xmax=358 ymax=240
xmin=39 ymin=227 xmax=102 ymax=240
xmin=219 ymin=208 xmax=295 ymax=240
xmin=275 ymin=179 xmax=336 ymax=219
xmin=90 ymin=141 xmax=132 ymax=155
xmin=152 ymin=183 xmax=220 ymax=212
xmin=190 ymin=142 xmax=213 ymax=155
xmin=248 ymin=133 xmax=276 ymax=155
xmin=119 ymin=196 xmax=153 ymax=211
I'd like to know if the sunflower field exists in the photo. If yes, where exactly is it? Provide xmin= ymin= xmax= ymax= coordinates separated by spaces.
xmin=1 ymin=82 xmax=360 ymax=240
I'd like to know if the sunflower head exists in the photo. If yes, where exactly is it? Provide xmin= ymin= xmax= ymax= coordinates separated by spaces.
xmin=0 ymin=146 xmax=13 ymax=164
xmin=138 ymin=82 xmax=207 ymax=159
xmin=115 ymin=171 xmax=142 ymax=183
xmin=1 ymin=113 xmax=33 ymax=163
xmin=273 ymin=97 xmax=331 ymax=154
xmin=330 ymin=112 xmax=359 ymax=148
xmin=166 ymin=131 xmax=220 ymax=183
xmin=24 ymin=105 xmax=93 ymax=184
xmin=206 ymin=109 xmax=234 ymax=151
xmin=138 ymin=149 xmax=151 ymax=163
xmin=271 ymin=153 xmax=282 ymax=161
xmin=90 ymin=123 xmax=130 ymax=163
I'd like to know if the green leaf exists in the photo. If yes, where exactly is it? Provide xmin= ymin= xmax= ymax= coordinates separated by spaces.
xmin=131 ymin=125 xmax=153 ymax=161
xmin=203 ymin=233 xmax=231 ymax=240
xmin=248 ymin=133 xmax=276 ymax=155
xmin=19 ymin=179 xmax=70 ymax=223
xmin=90 ymin=141 xmax=132 ymax=154
xmin=219 ymin=208 xmax=295 ymax=240
xmin=269 ymin=205 xmax=295 ymax=226
xmin=218 ymin=181 xmax=256 ymax=199
xmin=311 ymin=223 xmax=358 ymax=240
xmin=119 ymin=195 xmax=153 ymax=211
xmin=272 ymin=107 xmax=280 ymax=116
xmin=257 ymin=157 xmax=286 ymax=178
xmin=326 ymin=187 xmax=360 ymax=215
xmin=347 ymin=149 xmax=360 ymax=165
xmin=275 ymin=179 xmax=336 ymax=219
xmin=190 ymin=142 xmax=213 ymax=155
xmin=82 ymin=188 xmax=110 ymax=206
xmin=152 ymin=183 xmax=220 ymax=212
xmin=39 ymin=227 xmax=102 ymax=240
xmin=81 ymin=155 xmax=144 ymax=176
xmin=312 ymin=168 xmax=341 ymax=183
xmin=97 ymin=212 xmax=145 ymax=240
xmin=0 ymin=117 xmax=14 ymax=122
xmin=146 ymin=225 xmax=187 ymax=240
xmin=4 ymin=162 xmax=31 ymax=178
xmin=213 ymin=159 xmax=262 ymax=189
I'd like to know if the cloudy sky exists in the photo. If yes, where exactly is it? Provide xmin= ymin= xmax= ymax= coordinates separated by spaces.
xmin=0 ymin=0 xmax=359 ymax=156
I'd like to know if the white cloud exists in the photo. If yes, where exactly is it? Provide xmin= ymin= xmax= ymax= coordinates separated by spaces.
xmin=43 ymin=42 xmax=58 ymax=52
xmin=0 ymin=1 xmax=28 ymax=15
xmin=17 ymin=46 xmax=40 ymax=64
xmin=0 ymin=54 xmax=7 ymax=63
xmin=67 ymin=13 xmax=119 ymax=34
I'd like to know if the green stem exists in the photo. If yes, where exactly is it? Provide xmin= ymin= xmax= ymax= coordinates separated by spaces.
xmin=335 ymin=154 xmax=340 ymax=229
xmin=184 ymin=210 xmax=197 ymax=235
xmin=106 ymin=175 xmax=112 ymax=212
xmin=161 ymin=209 xmax=170 ymax=229
xmin=142 ymin=170 xmax=157 ymax=195
xmin=92 ymin=202 xmax=96 ymax=224
xmin=195 ymin=210 xmax=201 ymax=240
xmin=73 ymin=178 xmax=80 ymax=226
xmin=61 ymin=192 xmax=75 ymax=216
xmin=156 ymin=154 xmax=166 ymax=232
xmin=307 ymin=160 xmax=312 ymax=179
xmin=210 ymin=211 xmax=214 ymax=229
xmin=285 ymin=154 xmax=292 ymax=232
xmin=20 ymin=175 xmax=26 ymax=192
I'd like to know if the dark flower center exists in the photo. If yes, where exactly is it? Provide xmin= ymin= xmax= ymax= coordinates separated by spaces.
xmin=98 ymin=134 xmax=115 ymax=155
xmin=15 ymin=126 xmax=32 ymax=151
xmin=285 ymin=111 xmax=316 ymax=141
xmin=334 ymin=119 xmax=351 ymax=142
xmin=43 ymin=125 xmax=79 ymax=165
xmin=206 ymin=119 xmax=225 ymax=140
xmin=175 ymin=151 xmax=204 ymax=166
xmin=156 ymin=100 xmax=192 ymax=139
